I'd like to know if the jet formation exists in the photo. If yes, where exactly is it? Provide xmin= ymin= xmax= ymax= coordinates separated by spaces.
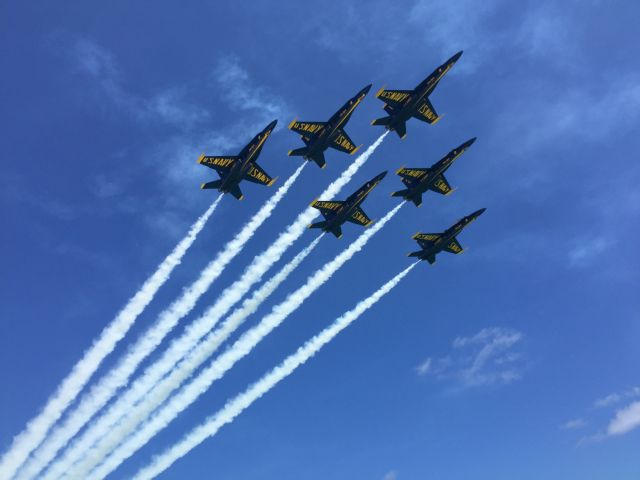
xmin=197 ymin=51 xmax=485 ymax=265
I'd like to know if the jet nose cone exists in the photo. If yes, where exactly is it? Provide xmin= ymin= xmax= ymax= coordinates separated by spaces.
xmin=451 ymin=50 xmax=463 ymax=63
xmin=361 ymin=84 xmax=373 ymax=95
xmin=467 ymin=137 xmax=477 ymax=146
xmin=376 ymin=170 xmax=388 ymax=181
xmin=475 ymin=207 xmax=487 ymax=217
xmin=266 ymin=119 xmax=278 ymax=131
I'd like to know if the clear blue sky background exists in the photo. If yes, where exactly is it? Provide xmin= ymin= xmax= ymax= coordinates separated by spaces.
xmin=1 ymin=1 xmax=639 ymax=479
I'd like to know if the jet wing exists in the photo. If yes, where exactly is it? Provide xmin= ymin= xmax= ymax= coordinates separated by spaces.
xmin=412 ymin=232 xmax=441 ymax=248
xmin=288 ymin=120 xmax=326 ymax=140
xmin=330 ymin=129 xmax=360 ymax=154
xmin=244 ymin=162 xmax=277 ymax=186
xmin=428 ymin=174 xmax=453 ymax=195
xmin=198 ymin=155 xmax=240 ymax=175
xmin=443 ymin=237 xmax=464 ymax=254
xmin=413 ymin=97 xmax=440 ymax=124
xmin=347 ymin=206 xmax=373 ymax=226
xmin=376 ymin=88 xmax=413 ymax=108
xmin=310 ymin=200 xmax=344 ymax=218
xmin=397 ymin=167 xmax=429 ymax=186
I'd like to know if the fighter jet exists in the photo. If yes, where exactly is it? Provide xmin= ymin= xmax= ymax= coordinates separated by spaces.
xmin=392 ymin=137 xmax=476 ymax=207
xmin=288 ymin=84 xmax=372 ymax=168
xmin=308 ymin=171 xmax=387 ymax=238
xmin=198 ymin=120 xmax=278 ymax=200
xmin=408 ymin=208 xmax=486 ymax=264
xmin=372 ymin=51 xmax=463 ymax=139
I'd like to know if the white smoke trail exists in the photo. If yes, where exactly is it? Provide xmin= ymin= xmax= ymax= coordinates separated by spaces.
xmin=0 ymin=195 xmax=223 ymax=480
xmin=46 ymin=132 xmax=387 ymax=480
xmin=135 ymin=261 xmax=419 ymax=480
xmin=30 ymin=163 xmax=306 ymax=480
xmin=85 ymin=202 xmax=404 ymax=480
xmin=68 ymin=234 xmax=323 ymax=478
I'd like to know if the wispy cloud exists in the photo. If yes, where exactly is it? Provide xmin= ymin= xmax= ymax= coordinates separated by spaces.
xmin=567 ymin=235 xmax=614 ymax=268
xmin=71 ymin=39 xmax=208 ymax=127
xmin=606 ymin=401 xmax=640 ymax=436
xmin=68 ymin=38 xmax=293 ymax=239
xmin=561 ymin=418 xmax=587 ymax=430
xmin=416 ymin=327 xmax=524 ymax=388
xmin=383 ymin=471 xmax=398 ymax=480
xmin=594 ymin=386 xmax=640 ymax=409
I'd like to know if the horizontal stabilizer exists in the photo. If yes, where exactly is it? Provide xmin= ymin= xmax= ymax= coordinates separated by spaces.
xmin=229 ymin=184 xmax=244 ymax=200
xmin=308 ymin=221 xmax=342 ymax=239
xmin=288 ymin=147 xmax=308 ymax=157
xmin=391 ymin=189 xmax=409 ymax=198
xmin=201 ymin=180 xmax=223 ymax=190
xmin=310 ymin=152 xmax=326 ymax=169
xmin=371 ymin=116 xmax=391 ymax=127
xmin=394 ymin=121 xmax=407 ymax=139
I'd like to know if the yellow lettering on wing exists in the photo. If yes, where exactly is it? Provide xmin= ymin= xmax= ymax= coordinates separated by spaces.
xmin=249 ymin=167 xmax=269 ymax=184
xmin=205 ymin=157 xmax=235 ymax=168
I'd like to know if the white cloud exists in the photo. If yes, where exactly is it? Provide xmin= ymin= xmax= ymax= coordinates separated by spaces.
xmin=71 ymin=38 xmax=208 ymax=128
xmin=211 ymin=56 xmax=291 ymax=130
xmin=567 ymin=235 xmax=613 ymax=267
xmin=67 ymin=39 xmax=292 ymax=238
xmin=417 ymin=327 xmax=524 ymax=388
xmin=606 ymin=401 xmax=640 ymax=436
xmin=499 ymin=78 xmax=640 ymax=152
xmin=561 ymin=418 xmax=587 ymax=430
xmin=383 ymin=470 xmax=398 ymax=480
xmin=594 ymin=386 xmax=640 ymax=409
xmin=415 ymin=358 xmax=432 ymax=376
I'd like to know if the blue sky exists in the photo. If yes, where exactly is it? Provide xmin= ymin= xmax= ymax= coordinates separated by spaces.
xmin=1 ymin=1 xmax=639 ymax=479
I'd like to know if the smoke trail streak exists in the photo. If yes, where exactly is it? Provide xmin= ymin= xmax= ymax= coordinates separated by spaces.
xmin=0 ymin=195 xmax=223 ymax=480
xmin=46 ymin=132 xmax=387 ymax=480
xmin=31 ymin=163 xmax=306 ymax=480
xmin=135 ymin=261 xmax=419 ymax=480
xmin=85 ymin=202 xmax=404 ymax=480
xmin=69 ymin=234 xmax=323 ymax=478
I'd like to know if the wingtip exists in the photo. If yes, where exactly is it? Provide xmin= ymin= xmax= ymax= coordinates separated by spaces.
xmin=200 ymin=183 xmax=206 ymax=189
xmin=288 ymin=118 xmax=297 ymax=130
xmin=287 ymin=150 xmax=293 ymax=156
xmin=375 ymin=85 xmax=386 ymax=98
xmin=197 ymin=153 xmax=205 ymax=164
xmin=351 ymin=144 xmax=363 ymax=155
xmin=268 ymin=177 xmax=279 ymax=187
